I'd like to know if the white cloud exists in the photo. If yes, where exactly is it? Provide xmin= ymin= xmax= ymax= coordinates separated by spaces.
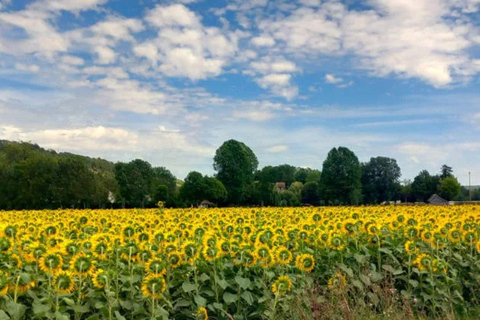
xmin=15 ymin=63 xmax=40 ymax=73
xmin=267 ymin=145 xmax=288 ymax=152
xmin=325 ymin=74 xmax=343 ymax=84
xmin=61 ymin=55 xmax=84 ymax=66
xmin=95 ymin=46 xmax=116 ymax=64
xmin=146 ymin=4 xmax=200 ymax=28
xmin=259 ymin=0 xmax=480 ymax=87
xmin=135 ymin=4 xmax=238 ymax=80
xmin=28 ymin=0 xmax=109 ymax=13
xmin=251 ymin=35 xmax=275 ymax=47
xmin=233 ymin=110 xmax=275 ymax=121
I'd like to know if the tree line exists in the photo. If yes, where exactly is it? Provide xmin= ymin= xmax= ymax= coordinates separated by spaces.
xmin=0 ymin=139 xmax=476 ymax=210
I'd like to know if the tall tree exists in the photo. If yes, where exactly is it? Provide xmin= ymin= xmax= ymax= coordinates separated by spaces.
xmin=411 ymin=170 xmax=439 ymax=202
xmin=115 ymin=159 xmax=154 ymax=208
xmin=301 ymin=181 xmax=320 ymax=205
xmin=180 ymin=172 xmax=227 ymax=206
xmin=438 ymin=176 xmax=461 ymax=201
xmin=361 ymin=156 xmax=401 ymax=204
xmin=440 ymin=164 xmax=453 ymax=179
xmin=319 ymin=147 xmax=362 ymax=205
xmin=213 ymin=140 xmax=258 ymax=204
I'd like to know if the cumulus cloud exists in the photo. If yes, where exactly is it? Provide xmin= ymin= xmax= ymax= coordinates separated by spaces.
xmin=259 ymin=0 xmax=480 ymax=87
xmin=134 ymin=4 xmax=238 ymax=80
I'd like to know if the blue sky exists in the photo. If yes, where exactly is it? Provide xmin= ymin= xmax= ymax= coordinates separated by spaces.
xmin=1 ymin=0 xmax=480 ymax=184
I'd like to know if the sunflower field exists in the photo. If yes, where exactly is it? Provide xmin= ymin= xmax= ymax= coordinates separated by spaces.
xmin=0 ymin=206 xmax=480 ymax=320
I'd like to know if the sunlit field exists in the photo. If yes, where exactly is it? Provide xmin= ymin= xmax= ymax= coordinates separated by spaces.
xmin=0 ymin=206 xmax=479 ymax=319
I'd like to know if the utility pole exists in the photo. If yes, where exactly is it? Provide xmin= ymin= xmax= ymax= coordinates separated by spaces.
xmin=469 ymin=171 xmax=471 ymax=201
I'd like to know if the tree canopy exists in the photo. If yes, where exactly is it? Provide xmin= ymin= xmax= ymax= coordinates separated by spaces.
xmin=319 ymin=147 xmax=362 ymax=205
xmin=213 ymin=140 xmax=258 ymax=204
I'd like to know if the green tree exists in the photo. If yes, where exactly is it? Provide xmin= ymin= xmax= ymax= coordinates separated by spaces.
xmin=115 ymin=159 xmax=154 ymax=208
xmin=294 ymin=167 xmax=321 ymax=184
xmin=203 ymin=177 xmax=228 ymax=203
xmin=361 ymin=156 xmax=401 ymax=204
xmin=411 ymin=170 xmax=439 ymax=202
xmin=180 ymin=172 xmax=227 ymax=206
xmin=440 ymin=164 xmax=453 ymax=179
xmin=319 ymin=147 xmax=362 ymax=205
xmin=301 ymin=181 xmax=320 ymax=205
xmin=180 ymin=171 xmax=205 ymax=206
xmin=213 ymin=140 xmax=258 ymax=204
xmin=438 ymin=176 xmax=461 ymax=201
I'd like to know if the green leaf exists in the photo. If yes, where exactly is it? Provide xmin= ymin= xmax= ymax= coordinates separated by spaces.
xmin=55 ymin=311 xmax=69 ymax=320
xmin=241 ymin=291 xmax=254 ymax=305
xmin=339 ymin=264 xmax=353 ymax=277
xmin=352 ymin=279 xmax=364 ymax=290
xmin=33 ymin=302 xmax=51 ymax=315
xmin=182 ymin=281 xmax=196 ymax=293
xmin=359 ymin=274 xmax=371 ymax=286
xmin=5 ymin=301 xmax=26 ymax=320
xmin=367 ymin=292 xmax=379 ymax=306
xmin=199 ymin=273 xmax=210 ymax=282
xmin=235 ymin=276 xmax=251 ymax=290
xmin=223 ymin=292 xmax=238 ymax=305
xmin=370 ymin=271 xmax=383 ymax=283
xmin=174 ymin=299 xmax=191 ymax=308
xmin=382 ymin=264 xmax=395 ymax=274
xmin=63 ymin=298 xmax=75 ymax=306
xmin=213 ymin=302 xmax=224 ymax=310
xmin=354 ymin=253 xmax=367 ymax=264
xmin=72 ymin=304 xmax=90 ymax=313
xmin=409 ymin=280 xmax=419 ymax=288
xmin=194 ymin=295 xmax=207 ymax=307
xmin=114 ymin=311 xmax=126 ymax=320
xmin=217 ymin=278 xmax=229 ymax=290
xmin=0 ymin=311 xmax=9 ymax=320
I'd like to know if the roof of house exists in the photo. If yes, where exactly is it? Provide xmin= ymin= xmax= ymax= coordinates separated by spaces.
xmin=427 ymin=194 xmax=449 ymax=205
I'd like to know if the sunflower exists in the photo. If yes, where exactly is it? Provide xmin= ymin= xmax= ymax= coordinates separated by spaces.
xmin=70 ymin=253 xmax=95 ymax=276
xmin=0 ymin=237 xmax=11 ymax=252
xmin=146 ymin=259 xmax=167 ymax=276
xmin=53 ymin=271 xmax=75 ymax=294
xmin=295 ymin=254 xmax=315 ymax=272
xmin=0 ymin=271 xmax=8 ymax=297
xmin=330 ymin=234 xmax=345 ymax=251
xmin=404 ymin=240 xmax=416 ymax=255
xmin=476 ymin=240 xmax=480 ymax=253
xmin=39 ymin=251 xmax=63 ymax=274
xmin=328 ymin=271 xmax=347 ymax=292
xmin=202 ymin=246 xmax=220 ymax=262
xmin=274 ymin=247 xmax=293 ymax=265
xmin=272 ymin=275 xmax=292 ymax=295
xmin=196 ymin=307 xmax=208 ymax=320
xmin=91 ymin=269 xmax=110 ymax=289
xmin=167 ymin=251 xmax=182 ymax=269
xmin=141 ymin=274 xmax=166 ymax=299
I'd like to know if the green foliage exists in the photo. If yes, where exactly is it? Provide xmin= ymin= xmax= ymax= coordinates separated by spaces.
xmin=361 ymin=156 xmax=401 ymax=204
xmin=319 ymin=147 xmax=362 ymax=205
xmin=180 ymin=171 xmax=227 ymax=206
xmin=0 ymin=141 xmax=118 ymax=209
xmin=301 ymin=181 xmax=320 ymax=205
xmin=411 ymin=170 xmax=440 ymax=202
xmin=213 ymin=140 xmax=258 ymax=204
xmin=438 ymin=176 xmax=461 ymax=201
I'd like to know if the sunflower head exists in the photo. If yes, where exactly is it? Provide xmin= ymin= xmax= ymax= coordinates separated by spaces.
xmin=272 ymin=275 xmax=292 ymax=296
xmin=196 ymin=307 xmax=208 ymax=320
xmin=53 ymin=271 xmax=75 ymax=294
xmin=92 ymin=269 xmax=111 ymax=289
xmin=70 ymin=253 xmax=94 ymax=276
xmin=141 ymin=274 xmax=166 ymax=299
xmin=328 ymin=272 xmax=347 ymax=292
xmin=295 ymin=254 xmax=315 ymax=272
